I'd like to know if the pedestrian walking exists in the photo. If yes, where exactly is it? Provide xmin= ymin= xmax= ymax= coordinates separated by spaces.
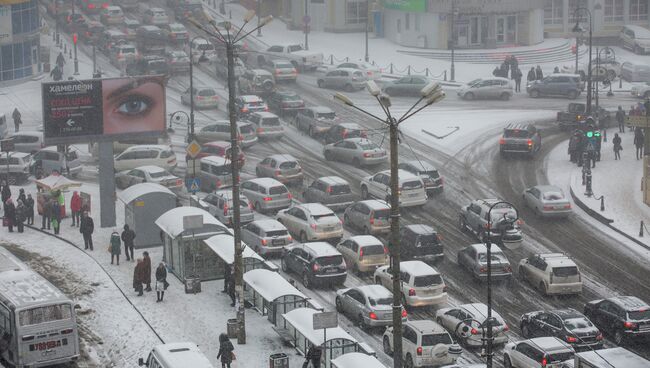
xmin=25 ymin=194 xmax=34 ymax=225
xmin=1 ymin=182 xmax=11 ymax=207
xmin=616 ymin=106 xmax=626 ymax=133
xmin=80 ymin=211 xmax=94 ymax=250
xmin=12 ymin=108 xmax=21 ymax=132
xmin=142 ymin=251 xmax=152 ymax=292
xmin=41 ymin=196 xmax=51 ymax=230
xmin=613 ymin=133 xmax=622 ymax=160
xmin=221 ymin=262 xmax=231 ymax=293
xmin=15 ymin=200 xmax=25 ymax=233
xmin=17 ymin=189 xmax=25 ymax=205
xmin=109 ymin=230 xmax=121 ymax=265
xmin=217 ymin=333 xmax=235 ymax=368
xmin=535 ymin=65 xmax=544 ymax=80
xmin=56 ymin=52 xmax=65 ymax=69
xmin=70 ymin=191 xmax=81 ymax=227
xmin=514 ymin=68 xmax=522 ymax=93
xmin=155 ymin=262 xmax=168 ymax=302
xmin=527 ymin=67 xmax=536 ymax=83
xmin=227 ymin=269 xmax=235 ymax=307
xmin=50 ymin=199 xmax=61 ymax=235
xmin=121 ymin=224 xmax=135 ymax=261
xmin=50 ymin=64 xmax=63 ymax=81
xmin=4 ymin=199 xmax=15 ymax=233
xmin=303 ymin=345 xmax=322 ymax=368
xmin=133 ymin=258 xmax=145 ymax=296
xmin=634 ymin=127 xmax=645 ymax=159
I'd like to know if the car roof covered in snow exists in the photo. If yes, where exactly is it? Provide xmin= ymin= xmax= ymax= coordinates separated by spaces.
xmin=152 ymin=342 xmax=214 ymax=368
xmin=155 ymin=207 xmax=228 ymax=238
xmin=356 ymin=284 xmax=392 ymax=300
xmin=119 ymin=182 xmax=175 ymax=204
xmin=331 ymin=352 xmax=388 ymax=368
xmin=200 ymin=155 xmax=229 ymax=166
xmin=246 ymin=177 xmax=286 ymax=188
xmin=460 ymin=303 xmax=506 ymax=323
xmin=348 ymin=235 xmax=383 ymax=247
xmin=317 ymin=176 xmax=349 ymax=186
xmin=203 ymin=234 xmax=264 ymax=264
xmin=575 ymin=347 xmax=650 ymax=368
xmin=135 ymin=165 xmax=168 ymax=174
xmin=300 ymin=202 xmax=335 ymax=216
xmin=267 ymin=154 xmax=298 ymax=163
xmin=401 ymin=260 xmax=439 ymax=277
xmin=359 ymin=199 xmax=389 ymax=211
xmin=282 ymin=308 xmax=356 ymax=345
xmin=521 ymin=337 xmax=572 ymax=352
xmin=468 ymin=243 xmax=504 ymax=254
xmin=243 ymin=269 xmax=306 ymax=302
xmin=290 ymin=242 xmax=341 ymax=258
xmin=405 ymin=319 xmax=448 ymax=334
xmin=249 ymin=219 xmax=286 ymax=231
xmin=403 ymin=160 xmax=437 ymax=171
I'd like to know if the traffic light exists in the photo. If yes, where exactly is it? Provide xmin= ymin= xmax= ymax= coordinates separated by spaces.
xmin=73 ymin=33 xmax=78 ymax=45
xmin=586 ymin=130 xmax=594 ymax=138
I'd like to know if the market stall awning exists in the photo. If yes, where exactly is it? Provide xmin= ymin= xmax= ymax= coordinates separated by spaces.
xmin=155 ymin=207 xmax=227 ymax=239
xmin=244 ymin=269 xmax=306 ymax=302
xmin=203 ymin=234 xmax=264 ymax=264
xmin=331 ymin=353 xmax=387 ymax=368
xmin=35 ymin=174 xmax=81 ymax=191
xmin=282 ymin=308 xmax=356 ymax=346
xmin=119 ymin=182 xmax=175 ymax=204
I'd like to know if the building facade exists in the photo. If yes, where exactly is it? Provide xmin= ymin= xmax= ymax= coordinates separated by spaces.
xmin=0 ymin=0 xmax=41 ymax=83
xmin=283 ymin=0 xmax=372 ymax=33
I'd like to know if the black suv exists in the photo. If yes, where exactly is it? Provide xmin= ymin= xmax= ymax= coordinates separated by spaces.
xmin=281 ymin=242 xmax=347 ymax=288
xmin=526 ymin=74 xmax=584 ymax=99
xmin=584 ymin=296 xmax=650 ymax=345
xmin=267 ymin=90 xmax=305 ymax=117
xmin=398 ymin=160 xmax=443 ymax=195
xmin=520 ymin=309 xmax=603 ymax=351
xmin=499 ymin=123 xmax=542 ymax=157
xmin=399 ymin=224 xmax=444 ymax=262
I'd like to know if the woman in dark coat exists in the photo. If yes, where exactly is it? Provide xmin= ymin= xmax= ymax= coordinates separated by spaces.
xmin=15 ymin=200 xmax=25 ymax=233
xmin=25 ymin=194 xmax=34 ymax=225
xmin=4 ymin=199 xmax=15 ymax=232
xmin=216 ymin=333 xmax=234 ymax=368
xmin=142 ymin=251 xmax=152 ymax=291
xmin=133 ymin=258 xmax=144 ymax=296
xmin=155 ymin=262 xmax=167 ymax=302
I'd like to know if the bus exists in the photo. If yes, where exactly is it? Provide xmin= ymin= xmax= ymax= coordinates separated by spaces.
xmin=0 ymin=247 xmax=80 ymax=367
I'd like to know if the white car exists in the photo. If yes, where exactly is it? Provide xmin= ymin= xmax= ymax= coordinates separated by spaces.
xmin=143 ymin=7 xmax=169 ymax=26
xmin=518 ymin=253 xmax=582 ymax=296
xmin=522 ymin=185 xmax=572 ymax=218
xmin=383 ymin=320 xmax=462 ymax=368
xmin=115 ymin=165 xmax=183 ymax=192
xmin=503 ymin=337 xmax=574 ymax=368
xmin=330 ymin=61 xmax=383 ymax=81
xmin=9 ymin=131 xmax=43 ymax=153
xmin=113 ymin=145 xmax=177 ymax=172
xmin=180 ymin=86 xmax=219 ymax=109
xmin=631 ymin=83 xmax=650 ymax=99
xmin=360 ymin=169 xmax=427 ymax=208
xmin=276 ymin=203 xmax=343 ymax=243
xmin=374 ymin=260 xmax=448 ymax=308
xmin=435 ymin=303 xmax=509 ymax=347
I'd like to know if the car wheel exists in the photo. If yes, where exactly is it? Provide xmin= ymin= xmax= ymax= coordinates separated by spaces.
xmin=539 ymin=282 xmax=547 ymax=295
xmin=324 ymin=150 xmax=333 ymax=161
xmin=504 ymin=355 xmax=512 ymax=368
xmin=521 ymin=323 xmax=531 ymax=338
xmin=358 ymin=314 xmax=368 ymax=330
xmin=568 ymin=90 xmax=578 ymax=100
xmin=530 ymin=90 xmax=540 ymax=98
xmin=405 ymin=354 xmax=414 ymax=368
xmin=317 ymin=80 xmax=324 ymax=88
xmin=614 ymin=329 xmax=625 ymax=345
xmin=464 ymin=92 xmax=475 ymax=100
xmin=299 ymin=231 xmax=308 ymax=243
xmin=361 ymin=186 xmax=369 ymax=200
xmin=383 ymin=336 xmax=393 ymax=356
xmin=335 ymin=297 xmax=343 ymax=312
xmin=281 ymin=257 xmax=289 ymax=272
xmin=500 ymin=92 xmax=510 ymax=101
xmin=254 ymin=201 xmax=263 ymax=213
xmin=352 ymin=158 xmax=361 ymax=168
xmin=345 ymin=84 xmax=354 ymax=92
xmin=302 ymin=272 xmax=312 ymax=288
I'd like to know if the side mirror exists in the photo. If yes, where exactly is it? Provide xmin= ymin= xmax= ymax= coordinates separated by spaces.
xmin=138 ymin=357 xmax=145 ymax=366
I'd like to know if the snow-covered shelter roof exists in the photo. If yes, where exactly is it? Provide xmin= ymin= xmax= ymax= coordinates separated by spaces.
xmin=35 ymin=174 xmax=81 ymax=191
xmin=155 ymin=207 xmax=227 ymax=238
xmin=203 ymin=234 xmax=264 ymax=264
xmin=244 ymin=269 xmax=306 ymax=302
xmin=119 ymin=183 xmax=175 ymax=204
xmin=282 ymin=308 xmax=357 ymax=346
xmin=332 ymin=353 xmax=387 ymax=368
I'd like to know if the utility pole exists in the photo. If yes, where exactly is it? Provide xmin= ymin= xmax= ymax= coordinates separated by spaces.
xmin=72 ymin=3 xmax=79 ymax=75
xmin=364 ymin=0 xmax=369 ymax=62
xmin=304 ymin=0 xmax=309 ymax=50
xmin=257 ymin=1 xmax=262 ymax=36
xmin=450 ymin=2 xmax=457 ymax=82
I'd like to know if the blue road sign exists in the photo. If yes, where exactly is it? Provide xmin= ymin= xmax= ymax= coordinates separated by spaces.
xmin=185 ymin=178 xmax=201 ymax=193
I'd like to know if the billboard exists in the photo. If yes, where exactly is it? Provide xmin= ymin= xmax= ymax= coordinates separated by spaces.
xmin=382 ymin=0 xmax=426 ymax=12
xmin=42 ymin=76 xmax=166 ymax=145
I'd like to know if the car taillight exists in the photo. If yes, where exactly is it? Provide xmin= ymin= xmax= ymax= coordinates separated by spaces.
xmin=88 ymin=3 xmax=95 ymax=9
xmin=310 ymin=223 xmax=317 ymax=230
xmin=342 ymin=129 xmax=348 ymax=138
xmin=176 ymin=179 xmax=182 ymax=186
xmin=416 ymin=346 xmax=423 ymax=356
xmin=248 ymin=202 xmax=253 ymax=209
xmin=480 ymin=267 xmax=488 ymax=273
xmin=275 ymin=69 xmax=281 ymax=75
xmin=358 ymin=248 xmax=364 ymax=260
xmin=263 ymin=197 xmax=272 ymax=201
xmin=384 ymin=246 xmax=388 ymax=254
xmin=566 ymin=336 xmax=577 ymax=343
xmin=527 ymin=139 xmax=533 ymax=146
xmin=363 ymin=152 xmax=371 ymax=157
xmin=313 ymin=263 xmax=320 ymax=272
xmin=287 ymin=193 xmax=293 ymax=199
xmin=261 ymin=238 xmax=267 ymax=246
xmin=369 ymin=217 xmax=374 ymax=225
xmin=167 ymin=158 xmax=175 ymax=164
xmin=408 ymin=288 xmax=416 ymax=296
xmin=61 ymin=328 xmax=73 ymax=335
xmin=401 ymin=309 xmax=407 ymax=318
xmin=361 ymin=131 xmax=368 ymax=138
xmin=499 ymin=138 xmax=505 ymax=145
xmin=241 ymin=107 xmax=249 ymax=113
xmin=504 ymin=265 xmax=512 ymax=273
xmin=223 ymin=203 xmax=229 ymax=216
xmin=197 ymin=96 xmax=204 ymax=101
xmin=215 ymin=179 xmax=222 ymax=188
xmin=503 ymin=324 xmax=509 ymax=331
xmin=238 ymin=135 xmax=244 ymax=141
xmin=274 ymin=170 xmax=281 ymax=177
xmin=596 ymin=333 xmax=603 ymax=340
xmin=541 ymin=357 xmax=548 ymax=368
xmin=369 ymin=312 xmax=378 ymax=320
xmin=564 ymin=204 xmax=572 ymax=209
xmin=624 ymin=321 xmax=638 ymax=329
xmin=102 ymin=2 xmax=109 ymax=8
xmin=257 ymin=127 xmax=264 ymax=134
xmin=264 ymin=106 xmax=269 ymax=111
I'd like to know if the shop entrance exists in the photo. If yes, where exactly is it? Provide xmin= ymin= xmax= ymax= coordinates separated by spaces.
xmin=496 ymin=15 xmax=517 ymax=44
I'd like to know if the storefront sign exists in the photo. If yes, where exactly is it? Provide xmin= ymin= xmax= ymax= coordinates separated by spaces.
xmin=0 ymin=5 xmax=12 ymax=45
xmin=382 ymin=0 xmax=426 ymax=12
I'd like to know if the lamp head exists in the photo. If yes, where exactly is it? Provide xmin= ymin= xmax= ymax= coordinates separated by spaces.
xmin=379 ymin=94 xmax=392 ymax=108
xmin=421 ymin=81 xmax=441 ymax=97
xmin=366 ymin=80 xmax=381 ymax=96
xmin=572 ymin=22 xmax=584 ymax=33
xmin=426 ymin=91 xmax=446 ymax=105
xmin=334 ymin=92 xmax=354 ymax=106
xmin=260 ymin=15 xmax=273 ymax=26
xmin=244 ymin=9 xmax=256 ymax=22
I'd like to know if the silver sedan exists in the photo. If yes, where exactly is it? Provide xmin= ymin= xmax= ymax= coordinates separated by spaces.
xmin=323 ymin=138 xmax=387 ymax=167
xmin=335 ymin=285 xmax=406 ymax=330
xmin=522 ymin=185 xmax=572 ymax=218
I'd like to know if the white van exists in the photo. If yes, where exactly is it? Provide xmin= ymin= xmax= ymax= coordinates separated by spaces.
xmin=114 ymin=145 xmax=177 ymax=172
xmin=198 ymin=155 xmax=233 ymax=192
xmin=620 ymin=61 xmax=650 ymax=83
xmin=138 ymin=342 xmax=214 ymax=368
xmin=620 ymin=25 xmax=650 ymax=54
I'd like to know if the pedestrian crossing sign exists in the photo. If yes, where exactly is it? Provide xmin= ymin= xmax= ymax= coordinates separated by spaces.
xmin=185 ymin=178 xmax=201 ymax=193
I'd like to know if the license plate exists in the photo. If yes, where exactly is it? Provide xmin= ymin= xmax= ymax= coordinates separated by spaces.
xmin=30 ymin=340 xmax=61 ymax=351
xmin=325 ymin=268 xmax=338 ymax=274
xmin=272 ymin=239 xmax=285 ymax=246
xmin=408 ymin=193 xmax=419 ymax=197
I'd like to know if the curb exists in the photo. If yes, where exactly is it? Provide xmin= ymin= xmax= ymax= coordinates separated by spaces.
xmin=569 ymin=186 xmax=650 ymax=251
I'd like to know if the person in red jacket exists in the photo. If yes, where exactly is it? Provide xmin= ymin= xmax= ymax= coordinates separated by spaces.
xmin=70 ymin=191 xmax=82 ymax=227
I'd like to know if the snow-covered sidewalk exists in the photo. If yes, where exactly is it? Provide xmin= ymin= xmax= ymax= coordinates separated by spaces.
xmin=547 ymin=126 xmax=650 ymax=250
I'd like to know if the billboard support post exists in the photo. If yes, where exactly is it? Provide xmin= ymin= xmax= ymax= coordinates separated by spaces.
xmin=98 ymin=141 xmax=116 ymax=228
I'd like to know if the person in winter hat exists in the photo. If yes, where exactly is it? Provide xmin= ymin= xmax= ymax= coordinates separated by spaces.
xmin=513 ymin=67 xmax=522 ymax=93
xmin=1 ymin=182 xmax=11 ymax=209
xmin=70 ymin=191 xmax=82 ymax=227
xmin=80 ymin=211 xmax=94 ymax=250
xmin=535 ymin=65 xmax=544 ymax=80
xmin=616 ymin=106 xmax=626 ymax=133
xmin=56 ymin=51 xmax=66 ymax=69
xmin=121 ymin=224 xmax=136 ymax=261
xmin=25 ymin=194 xmax=34 ymax=225
xmin=142 ymin=251 xmax=152 ymax=292
xmin=155 ymin=262 xmax=167 ymax=302
xmin=4 ymin=199 xmax=15 ymax=233
xmin=304 ymin=345 xmax=322 ymax=368
xmin=17 ymin=189 xmax=26 ymax=205
xmin=15 ymin=200 xmax=25 ymax=233
xmin=613 ymin=133 xmax=623 ymax=160
xmin=216 ymin=333 xmax=234 ymax=368
xmin=133 ymin=258 xmax=145 ymax=296
xmin=634 ymin=127 xmax=645 ymax=159
xmin=12 ymin=108 xmax=21 ymax=133
xmin=50 ymin=199 xmax=61 ymax=235
xmin=110 ymin=230 xmax=121 ymax=265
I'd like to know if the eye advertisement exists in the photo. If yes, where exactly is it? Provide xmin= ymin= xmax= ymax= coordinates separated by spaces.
xmin=42 ymin=76 xmax=166 ymax=144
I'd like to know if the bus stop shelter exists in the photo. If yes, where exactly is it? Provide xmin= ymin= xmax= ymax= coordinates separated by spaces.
xmin=203 ymin=234 xmax=278 ymax=281
xmin=331 ymin=353 xmax=387 ymax=368
xmin=155 ymin=207 xmax=228 ymax=282
xmin=277 ymin=307 xmax=361 ymax=368
xmin=243 ymin=269 xmax=309 ymax=325
xmin=119 ymin=183 xmax=177 ymax=248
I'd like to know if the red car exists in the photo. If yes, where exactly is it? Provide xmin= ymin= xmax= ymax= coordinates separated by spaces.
xmin=186 ymin=141 xmax=245 ymax=168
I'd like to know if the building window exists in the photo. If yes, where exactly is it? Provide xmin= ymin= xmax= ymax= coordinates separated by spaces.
xmin=0 ymin=37 xmax=37 ymax=82
xmin=405 ymin=13 xmax=410 ymax=30
xmin=11 ymin=0 xmax=40 ymax=36
xmin=415 ymin=13 xmax=421 ymax=31
xmin=569 ymin=0 xmax=589 ymax=22
xmin=544 ymin=0 xmax=563 ymax=25
xmin=630 ymin=0 xmax=649 ymax=20
xmin=604 ymin=0 xmax=624 ymax=22
xmin=345 ymin=0 xmax=368 ymax=25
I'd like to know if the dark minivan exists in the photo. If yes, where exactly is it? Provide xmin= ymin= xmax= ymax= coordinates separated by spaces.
xmin=400 ymin=224 xmax=444 ymax=262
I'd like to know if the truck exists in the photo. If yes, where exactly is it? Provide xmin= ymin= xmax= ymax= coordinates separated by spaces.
xmin=253 ymin=44 xmax=323 ymax=72
xmin=570 ymin=347 xmax=650 ymax=368
xmin=556 ymin=103 xmax=611 ymax=130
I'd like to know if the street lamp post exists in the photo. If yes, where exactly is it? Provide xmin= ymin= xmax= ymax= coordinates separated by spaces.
xmin=72 ymin=3 xmax=79 ymax=75
xmin=573 ymin=7 xmax=593 ymax=115
xmin=257 ymin=1 xmax=262 ymax=36
xmin=450 ymin=4 xmax=458 ymax=82
xmin=188 ymin=36 xmax=210 ymax=177
xmin=484 ymin=201 xmax=519 ymax=368
xmin=334 ymin=82 xmax=445 ymax=368
xmin=191 ymin=11 xmax=273 ymax=346
xmin=169 ymin=111 xmax=189 ymax=134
